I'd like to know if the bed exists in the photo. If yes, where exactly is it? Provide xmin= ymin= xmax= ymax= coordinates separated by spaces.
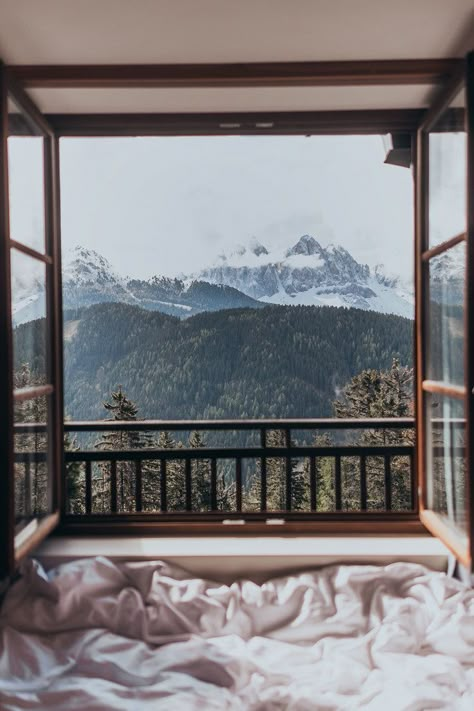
xmin=0 ymin=557 xmax=473 ymax=710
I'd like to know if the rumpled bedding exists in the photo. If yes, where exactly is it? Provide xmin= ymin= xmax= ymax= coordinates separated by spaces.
xmin=0 ymin=558 xmax=473 ymax=710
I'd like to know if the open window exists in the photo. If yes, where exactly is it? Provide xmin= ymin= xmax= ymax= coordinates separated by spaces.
xmin=0 ymin=66 xmax=63 ymax=577
xmin=1 ymin=51 xmax=474 ymax=574
xmin=416 ymin=52 xmax=474 ymax=570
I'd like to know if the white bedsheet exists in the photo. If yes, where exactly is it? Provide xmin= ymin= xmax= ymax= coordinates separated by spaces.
xmin=0 ymin=557 xmax=473 ymax=710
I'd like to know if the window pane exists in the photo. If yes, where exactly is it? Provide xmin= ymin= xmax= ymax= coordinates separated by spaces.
xmin=427 ymin=241 xmax=464 ymax=386
xmin=11 ymin=249 xmax=48 ymax=387
xmin=8 ymin=96 xmax=46 ymax=253
xmin=14 ymin=395 xmax=52 ymax=530
xmin=426 ymin=393 xmax=466 ymax=541
xmin=428 ymin=87 xmax=466 ymax=247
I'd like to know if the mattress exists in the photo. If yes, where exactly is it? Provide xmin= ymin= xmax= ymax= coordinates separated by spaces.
xmin=0 ymin=557 xmax=473 ymax=710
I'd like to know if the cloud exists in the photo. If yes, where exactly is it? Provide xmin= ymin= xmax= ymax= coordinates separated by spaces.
xmin=27 ymin=135 xmax=414 ymax=279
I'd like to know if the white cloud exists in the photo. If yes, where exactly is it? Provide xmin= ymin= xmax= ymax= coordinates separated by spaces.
xmin=49 ymin=135 xmax=415 ymax=279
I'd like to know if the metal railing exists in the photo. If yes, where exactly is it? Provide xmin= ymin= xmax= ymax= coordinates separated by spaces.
xmin=50 ymin=418 xmax=416 ymax=518
xmin=13 ymin=418 xmax=416 ymax=521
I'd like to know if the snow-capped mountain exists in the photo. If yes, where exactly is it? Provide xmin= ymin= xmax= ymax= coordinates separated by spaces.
xmin=13 ymin=246 xmax=262 ymax=325
xmin=11 ymin=257 xmax=46 ymax=325
xmin=428 ymin=246 xmax=465 ymax=305
xmin=62 ymin=246 xmax=135 ymax=307
xmin=12 ymin=236 xmax=464 ymax=327
xmin=198 ymin=235 xmax=415 ymax=318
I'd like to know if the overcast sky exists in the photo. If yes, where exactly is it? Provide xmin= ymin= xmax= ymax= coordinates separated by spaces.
xmin=9 ymin=134 xmax=416 ymax=280
xmin=57 ymin=135 xmax=415 ymax=279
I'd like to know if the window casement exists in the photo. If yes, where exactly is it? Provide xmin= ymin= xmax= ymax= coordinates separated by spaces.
xmin=415 ymin=53 xmax=474 ymax=569
xmin=0 ymin=66 xmax=63 ymax=578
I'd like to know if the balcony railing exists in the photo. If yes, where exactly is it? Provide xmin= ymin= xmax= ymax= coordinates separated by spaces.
xmin=44 ymin=418 xmax=416 ymax=521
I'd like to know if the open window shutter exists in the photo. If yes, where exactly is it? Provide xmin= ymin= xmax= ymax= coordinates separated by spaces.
xmin=0 ymin=64 xmax=64 ymax=578
xmin=416 ymin=51 xmax=474 ymax=570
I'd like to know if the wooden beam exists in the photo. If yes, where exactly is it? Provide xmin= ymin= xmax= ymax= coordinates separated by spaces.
xmin=60 ymin=416 xmax=415 ymax=431
xmin=0 ymin=62 xmax=15 ymax=579
xmin=422 ymin=381 xmax=466 ymax=399
xmin=58 ymin=516 xmax=427 ymax=537
xmin=46 ymin=109 xmax=425 ymax=137
xmin=9 ymin=59 xmax=462 ymax=89
xmin=421 ymin=232 xmax=466 ymax=261
xmin=465 ymin=50 xmax=474 ymax=571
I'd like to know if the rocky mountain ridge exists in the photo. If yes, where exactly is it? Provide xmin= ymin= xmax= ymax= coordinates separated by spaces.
xmin=197 ymin=235 xmax=414 ymax=317
xmin=13 ymin=234 xmax=463 ymax=325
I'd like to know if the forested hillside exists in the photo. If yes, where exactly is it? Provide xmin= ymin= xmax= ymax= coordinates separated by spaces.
xmin=54 ymin=302 xmax=414 ymax=421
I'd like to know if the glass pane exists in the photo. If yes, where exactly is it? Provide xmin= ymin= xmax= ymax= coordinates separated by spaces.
xmin=8 ymin=95 xmax=46 ymax=252
xmin=427 ymin=241 xmax=464 ymax=386
xmin=428 ymin=86 xmax=466 ymax=247
xmin=426 ymin=393 xmax=466 ymax=541
xmin=11 ymin=249 xmax=48 ymax=387
xmin=14 ymin=395 xmax=52 ymax=531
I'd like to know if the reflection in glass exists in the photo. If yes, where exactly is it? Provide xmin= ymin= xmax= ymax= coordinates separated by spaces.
xmin=14 ymin=395 xmax=51 ymax=528
xmin=8 ymin=96 xmax=45 ymax=253
xmin=426 ymin=393 xmax=466 ymax=540
xmin=11 ymin=248 xmax=48 ymax=387
xmin=427 ymin=242 xmax=464 ymax=386
xmin=428 ymin=87 xmax=466 ymax=247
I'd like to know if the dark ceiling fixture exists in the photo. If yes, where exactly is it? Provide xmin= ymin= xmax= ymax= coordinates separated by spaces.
xmin=384 ymin=133 xmax=413 ymax=168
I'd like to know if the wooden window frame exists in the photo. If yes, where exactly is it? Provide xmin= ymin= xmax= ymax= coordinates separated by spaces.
xmin=8 ymin=59 xmax=461 ymax=89
xmin=3 ymin=57 xmax=471 ymax=554
xmin=0 ymin=66 xmax=64 ymax=577
xmin=48 ymin=115 xmax=423 ymax=538
xmin=415 ymin=53 xmax=474 ymax=568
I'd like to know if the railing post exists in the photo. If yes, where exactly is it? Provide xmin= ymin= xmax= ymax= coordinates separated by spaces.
xmin=185 ymin=459 xmax=192 ymax=511
xmin=335 ymin=456 xmax=342 ymax=510
xmin=360 ymin=455 xmax=368 ymax=511
xmin=285 ymin=429 xmax=292 ymax=511
xmin=410 ymin=452 xmax=417 ymax=510
xmin=236 ymin=458 xmax=242 ymax=512
xmin=384 ymin=454 xmax=392 ymax=511
xmin=260 ymin=429 xmax=267 ymax=512
xmin=310 ymin=456 xmax=317 ymax=511
xmin=135 ymin=460 xmax=142 ymax=512
xmin=85 ymin=461 xmax=92 ymax=514
xmin=24 ymin=461 xmax=31 ymax=517
xmin=110 ymin=461 xmax=117 ymax=513
xmin=160 ymin=459 xmax=167 ymax=512
xmin=210 ymin=459 xmax=217 ymax=511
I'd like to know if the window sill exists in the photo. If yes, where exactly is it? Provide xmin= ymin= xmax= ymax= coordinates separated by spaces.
xmin=36 ymin=535 xmax=449 ymax=583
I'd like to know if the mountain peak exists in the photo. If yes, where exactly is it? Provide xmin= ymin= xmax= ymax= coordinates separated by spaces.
xmin=63 ymin=245 xmax=122 ymax=288
xmin=286 ymin=235 xmax=322 ymax=257
xmin=248 ymin=237 xmax=269 ymax=257
xmin=68 ymin=245 xmax=108 ymax=261
xmin=65 ymin=245 xmax=115 ymax=271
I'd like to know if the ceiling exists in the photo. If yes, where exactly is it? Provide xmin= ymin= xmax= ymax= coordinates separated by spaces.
xmin=1 ymin=0 xmax=473 ymax=114
xmin=1 ymin=0 xmax=473 ymax=65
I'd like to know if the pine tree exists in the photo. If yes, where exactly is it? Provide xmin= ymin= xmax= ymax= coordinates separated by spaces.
xmin=334 ymin=359 xmax=412 ymax=420
xmin=333 ymin=359 xmax=414 ymax=510
xmin=95 ymin=386 xmax=142 ymax=512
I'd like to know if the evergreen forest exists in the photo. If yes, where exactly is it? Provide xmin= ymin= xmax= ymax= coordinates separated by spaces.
xmin=13 ymin=302 xmax=416 ymax=518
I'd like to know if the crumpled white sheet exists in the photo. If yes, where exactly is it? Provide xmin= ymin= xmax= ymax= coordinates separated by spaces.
xmin=0 ymin=558 xmax=473 ymax=710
